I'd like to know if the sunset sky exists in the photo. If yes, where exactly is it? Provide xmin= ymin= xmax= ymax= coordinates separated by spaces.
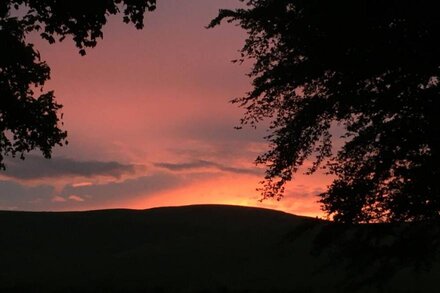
xmin=0 ymin=0 xmax=332 ymax=217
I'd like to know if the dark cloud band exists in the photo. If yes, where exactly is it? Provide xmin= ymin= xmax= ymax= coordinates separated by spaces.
xmin=155 ymin=159 xmax=262 ymax=175
xmin=1 ymin=155 xmax=138 ymax=180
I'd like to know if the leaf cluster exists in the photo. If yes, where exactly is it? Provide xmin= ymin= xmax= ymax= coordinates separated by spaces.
xmin=0 ymin=0 xmax=156 ymax=168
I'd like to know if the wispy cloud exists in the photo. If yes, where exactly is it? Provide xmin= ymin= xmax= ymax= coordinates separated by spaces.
xmin=60 ymin=173 xmax=186 ymax=206
xmin=68 ymin=195 xmax=85 ymax=202
xmin=154 ymin=159 xmax=262 ymax=176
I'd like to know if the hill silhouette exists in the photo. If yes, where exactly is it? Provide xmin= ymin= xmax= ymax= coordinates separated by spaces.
xmin=0 ymin=204 xmax=439 ymax=292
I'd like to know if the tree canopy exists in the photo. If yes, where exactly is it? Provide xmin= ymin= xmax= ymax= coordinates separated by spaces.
xmin=209 ymin=0 xmax=440 ymax=223
xmin=0 ymin=0 xmax=156 ymax=168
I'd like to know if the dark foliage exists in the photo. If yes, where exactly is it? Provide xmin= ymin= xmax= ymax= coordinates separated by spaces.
xmin=285 ymin=218 xmax=440 ymax=291
xmin=209 ymin=0 xmax=440 ymax=223
xmin=311 ymin=222 xmax=440 ymax=291
xmin=0 ymin=0 xmax=156 ymax=168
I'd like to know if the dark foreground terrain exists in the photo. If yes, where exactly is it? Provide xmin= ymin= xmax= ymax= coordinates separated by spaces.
xmin=0 ymin=205 xmax=439 ymax=292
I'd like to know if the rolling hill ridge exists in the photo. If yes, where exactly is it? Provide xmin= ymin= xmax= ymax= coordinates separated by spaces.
xmin=0 ymin=204 xmax=438 ymax=292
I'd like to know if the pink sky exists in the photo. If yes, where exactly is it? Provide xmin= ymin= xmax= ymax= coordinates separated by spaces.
xmin=0 ymin=0 xmax=332 ymax=217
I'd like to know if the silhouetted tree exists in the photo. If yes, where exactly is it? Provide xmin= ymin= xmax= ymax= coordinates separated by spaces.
xmin=209 ymin=0 xmax=440 ymax=223
xmin=0 ymin=0 xmax=156 ymax=168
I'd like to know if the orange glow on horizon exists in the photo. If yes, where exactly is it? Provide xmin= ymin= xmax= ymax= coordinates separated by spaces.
xmin=127 ymin=172 xmax=330 ymax=218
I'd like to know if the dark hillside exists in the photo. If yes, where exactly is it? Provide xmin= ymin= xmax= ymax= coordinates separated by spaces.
xmin=0 ymin=205 xmax=438 ymax=292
